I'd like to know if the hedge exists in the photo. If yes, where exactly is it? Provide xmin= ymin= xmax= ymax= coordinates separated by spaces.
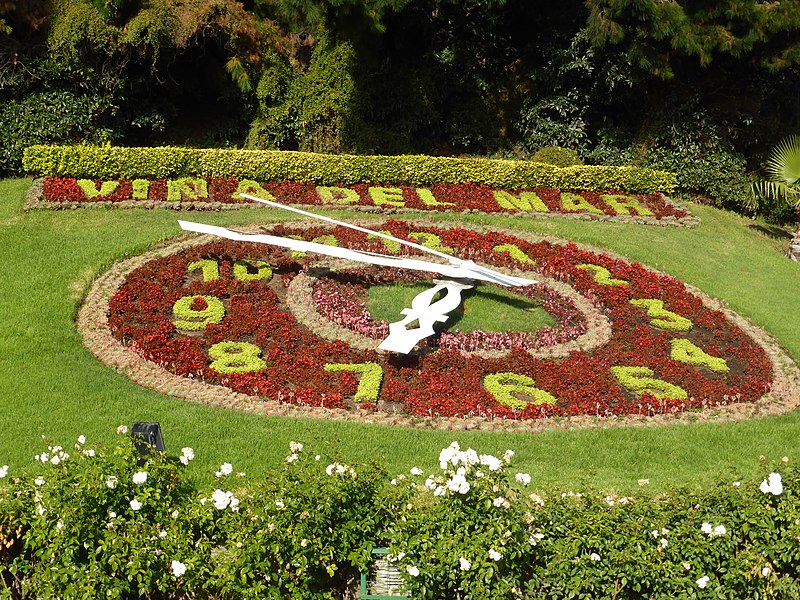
xmin=0 ymin=431 xmax=798 ymax=599
xmin=22 ymin=145 xmax=678 ymax=193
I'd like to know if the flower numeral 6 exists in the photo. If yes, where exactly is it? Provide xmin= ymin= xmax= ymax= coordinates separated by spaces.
xmin=483 ymin=372 xmax=557 ymax=409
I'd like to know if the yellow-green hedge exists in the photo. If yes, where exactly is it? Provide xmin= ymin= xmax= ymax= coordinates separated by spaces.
xmin=23 ymin=145 xmax=677 ymax=193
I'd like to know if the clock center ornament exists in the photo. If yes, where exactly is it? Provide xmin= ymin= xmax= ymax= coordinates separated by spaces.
xmin=81 ymin=194 xmax=799 ymax=430
xmin=179 ymin=194 xmax=538 ymax=355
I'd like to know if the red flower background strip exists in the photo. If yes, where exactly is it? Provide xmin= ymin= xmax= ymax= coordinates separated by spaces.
xmin=33 ymin=177 xmax=697 ymax=226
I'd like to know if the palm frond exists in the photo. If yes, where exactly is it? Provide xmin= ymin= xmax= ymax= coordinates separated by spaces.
xmin=749 ymin=179 xmax=800 ymax=209
xmin=766 ymin=134 xmax=800 ymax=187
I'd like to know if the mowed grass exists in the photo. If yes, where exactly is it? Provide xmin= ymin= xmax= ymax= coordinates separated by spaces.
xmin=1 ymin=177 xmax=800 ymax=493
xmin=367 ymin=282 xmax=554 ymax=333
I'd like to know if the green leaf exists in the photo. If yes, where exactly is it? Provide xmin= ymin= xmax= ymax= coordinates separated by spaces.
xmin=767 ymin=134 xmax=800 ymax=188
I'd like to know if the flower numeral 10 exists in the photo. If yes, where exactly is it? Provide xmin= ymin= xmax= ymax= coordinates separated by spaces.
xmin=188 ymin=258 xmax=273 ymax=282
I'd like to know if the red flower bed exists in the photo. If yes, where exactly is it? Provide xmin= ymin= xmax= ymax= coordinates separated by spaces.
xmin=38 ymin=176 xmax=695 ymax=225
xmin=106 ymin=222 xmax=771 ymax=420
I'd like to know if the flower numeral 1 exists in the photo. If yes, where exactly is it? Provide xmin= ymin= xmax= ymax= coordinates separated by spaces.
xmin=188 ymin=259 xmax=219 ymax=282
xmin=483 ymin=372 xmax=557 ymax=409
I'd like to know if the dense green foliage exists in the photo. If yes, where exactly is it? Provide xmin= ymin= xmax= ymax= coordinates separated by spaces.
xmin=1 ymin=432 xmax=799 ymax=598
xmin=531 ymin=146 xmax=584 ymax=168
xmin=22 ymin=144 xmax=678 ymax=192
xmin=3 ymin=0 xmax=800 ymax=220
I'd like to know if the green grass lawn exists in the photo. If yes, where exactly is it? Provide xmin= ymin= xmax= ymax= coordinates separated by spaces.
xmin=367 ymin=281 xmax=554 ymax=333
xmin=2 ymin=177 xmax=799 ymax=493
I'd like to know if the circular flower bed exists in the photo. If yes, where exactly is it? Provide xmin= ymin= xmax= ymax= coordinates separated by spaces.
xmin=79 ymin=219 xmax=796 ymax=429
xmin=290 ymin=265 xmax=608 ymax=358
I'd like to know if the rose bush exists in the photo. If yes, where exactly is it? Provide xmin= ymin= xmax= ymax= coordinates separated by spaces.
xmin=1 ymin=432 xmax=799 ymax=599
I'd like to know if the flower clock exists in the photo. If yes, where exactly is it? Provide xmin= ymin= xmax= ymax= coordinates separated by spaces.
xmin=81 ymin=207 xmax=797 ymax=431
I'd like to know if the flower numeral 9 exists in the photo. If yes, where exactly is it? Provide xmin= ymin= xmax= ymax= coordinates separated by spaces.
xmin=173 ymin=295 xmax=225 ymax=331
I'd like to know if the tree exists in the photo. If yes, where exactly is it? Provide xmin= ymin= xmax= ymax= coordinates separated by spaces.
xmin=585 ymin=0 xmax=800 ymax=77
xmin=749 ymin=135 xmax=800 ymax=261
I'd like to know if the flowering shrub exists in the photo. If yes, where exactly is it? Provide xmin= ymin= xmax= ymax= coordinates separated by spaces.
xmin=1 ymin=433 xmax=799 ymax=599
xmin=0 ymin=432 xmax=385 ymax=599
xmin=100 ymin=222 xmax=774 ymax=422
xmin=32 ymin=176 xmax=697 ymax=226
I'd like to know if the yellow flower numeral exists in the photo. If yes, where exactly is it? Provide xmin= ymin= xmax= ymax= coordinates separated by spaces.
xmin=208 ymin=341 xmax=266 ymax=374
xmin=484 ymin=372 xmax=557 ymax=409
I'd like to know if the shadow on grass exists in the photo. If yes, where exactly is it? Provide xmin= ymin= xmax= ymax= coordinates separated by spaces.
xmin=746 ymin=222 xmax=792 ymax=240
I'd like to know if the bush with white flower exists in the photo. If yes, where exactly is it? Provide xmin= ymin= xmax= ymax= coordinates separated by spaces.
xmin=0 ymin=432 xmax=193 ymax=599
xmin=387 ymin=441 xmax=537 ymax=598
xmin=0 ymin=433 xmax=799 ymax=599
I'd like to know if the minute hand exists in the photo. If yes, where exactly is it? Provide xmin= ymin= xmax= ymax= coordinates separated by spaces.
xmin=178 ymin=220 xmax=537 ymax=286
xmin=238 ymin=193 xmax=537 ymax=287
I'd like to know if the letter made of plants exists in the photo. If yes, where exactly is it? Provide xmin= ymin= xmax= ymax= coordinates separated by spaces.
xmin=91 ymin=219 xmax=779 ymax=425
xmin=33 ymin=177 xmax=698 ymax=227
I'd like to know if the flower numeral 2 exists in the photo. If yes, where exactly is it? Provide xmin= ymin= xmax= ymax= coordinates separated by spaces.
xmin=630 ymin=299 xmax=693 ymax=331
xmin=576 ymin=264 xmax=628 ymax=286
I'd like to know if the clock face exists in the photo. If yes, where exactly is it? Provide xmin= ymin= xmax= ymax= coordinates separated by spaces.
xmin=88 ymin=220 xmax=777 ymax=426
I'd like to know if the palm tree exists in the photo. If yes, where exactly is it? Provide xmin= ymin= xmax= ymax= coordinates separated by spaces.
xmin=749 ymin=135 xmax=800 ymax=262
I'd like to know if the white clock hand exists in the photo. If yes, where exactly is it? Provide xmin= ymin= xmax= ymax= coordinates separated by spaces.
xmin=240 ymin=193 xmax=456 ymax=262
xmin=179 ymin=199 xmax=539 ymax=354
xmin=237 ymin=194 xmax=537 ymax=287
xmin=177 ymin=220 xmax=538 ymax=287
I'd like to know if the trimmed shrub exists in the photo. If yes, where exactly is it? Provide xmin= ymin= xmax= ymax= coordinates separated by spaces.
xmin=531 ymin=146 xmax=584 ymax=168
xmin=23 ymin=145 xmax=678 ymax=193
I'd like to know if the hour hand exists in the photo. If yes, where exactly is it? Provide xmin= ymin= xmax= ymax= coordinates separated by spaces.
xmin=177 ymin=220 xmax=537 ymax=286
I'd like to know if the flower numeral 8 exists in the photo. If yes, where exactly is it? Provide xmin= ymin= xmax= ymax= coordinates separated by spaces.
xmin=208 ymin=341 xmax=266 ymax=374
